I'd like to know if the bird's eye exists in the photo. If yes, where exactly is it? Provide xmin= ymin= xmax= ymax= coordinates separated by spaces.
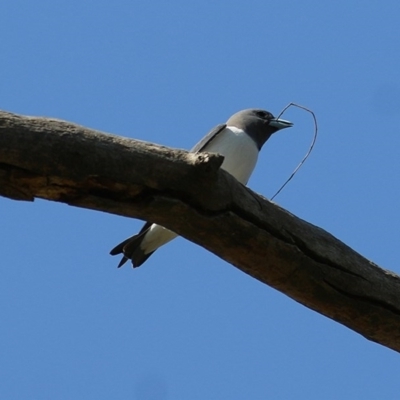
xmin=255 ymin=110 xmax=272 ymax=120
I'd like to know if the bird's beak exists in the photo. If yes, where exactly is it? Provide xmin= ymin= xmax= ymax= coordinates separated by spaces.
xmin=269 ymin=118 xmax=293 ymax=130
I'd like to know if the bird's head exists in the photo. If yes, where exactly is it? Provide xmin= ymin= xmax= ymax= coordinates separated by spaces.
xmin=227 ymin=109 xmax=293 ymax=150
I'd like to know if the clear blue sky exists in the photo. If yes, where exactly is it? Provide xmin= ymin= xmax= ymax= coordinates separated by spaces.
xmin=1 ymin=1 xmax=400 ymax=399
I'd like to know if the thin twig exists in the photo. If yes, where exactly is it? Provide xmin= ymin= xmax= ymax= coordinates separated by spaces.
xmin=270 ymin=103 xmax=318 ymax=201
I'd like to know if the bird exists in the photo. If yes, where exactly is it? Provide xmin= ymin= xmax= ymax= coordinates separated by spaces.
xmin=110 ymin=108 xmax=293 ymax=268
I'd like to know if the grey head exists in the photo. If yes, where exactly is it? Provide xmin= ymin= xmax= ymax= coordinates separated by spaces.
xmin=227 ymin=109 xmax=293 ymax=150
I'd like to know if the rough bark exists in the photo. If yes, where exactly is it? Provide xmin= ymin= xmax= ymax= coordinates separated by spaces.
xmin=1 ymin=110 xmax=400 ymax=353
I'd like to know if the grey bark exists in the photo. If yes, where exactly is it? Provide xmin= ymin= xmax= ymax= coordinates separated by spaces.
xmin=1 ymin=110 xmax=400 ymax=353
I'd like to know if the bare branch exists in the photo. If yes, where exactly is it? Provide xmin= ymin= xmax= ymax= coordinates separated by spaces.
xmin=1 ymin=110 xmax=400 ymax=353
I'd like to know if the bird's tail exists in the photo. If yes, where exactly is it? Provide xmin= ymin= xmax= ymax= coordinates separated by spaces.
xmin=110 ymin=228 xmax=154 ymax=268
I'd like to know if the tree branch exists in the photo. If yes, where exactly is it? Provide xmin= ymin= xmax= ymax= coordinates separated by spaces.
xmin=1 ymin=110 xmax=400 ymax=353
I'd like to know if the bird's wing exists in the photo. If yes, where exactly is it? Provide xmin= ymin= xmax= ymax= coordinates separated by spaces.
xmin=138 ymin=221 xmax=153 ymax=234
xmin=129 ymin=125 xmax=226 ymax=243
xmin=190 ymin=123 xmax=227 ymax=153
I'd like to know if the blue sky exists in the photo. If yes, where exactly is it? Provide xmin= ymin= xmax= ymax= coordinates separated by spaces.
xmin=1 ymin=1 xmax=400 ymax=399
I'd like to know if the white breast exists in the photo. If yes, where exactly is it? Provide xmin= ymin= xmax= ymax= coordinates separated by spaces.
xmin=203 ymin=126 xmax=259 ymax=184
xmin=139 ymin=127 xmax=259 ymax=254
